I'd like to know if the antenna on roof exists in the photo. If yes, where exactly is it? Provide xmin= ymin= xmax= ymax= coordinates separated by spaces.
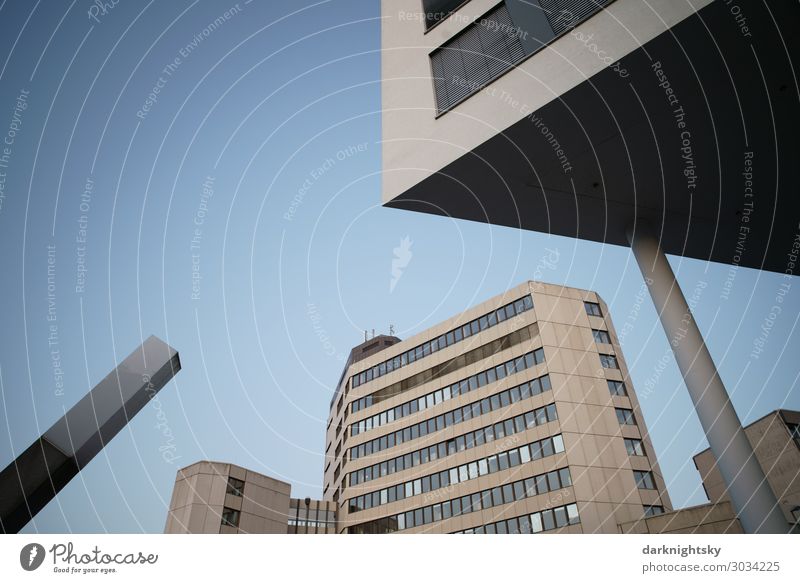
xmin=364 ymin=330 xmax=367 ymax=342
xmin=371 ymin=328 xmax=375 ymax=339
xmin=389 ymin=324 xmax=395 ymax=335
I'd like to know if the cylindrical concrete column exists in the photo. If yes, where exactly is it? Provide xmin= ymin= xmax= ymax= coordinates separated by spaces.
xmin=627 ymin=222 xmax=788 ymax=533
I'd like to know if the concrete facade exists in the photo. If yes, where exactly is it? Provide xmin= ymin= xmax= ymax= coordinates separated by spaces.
xmin=325 ymin=281 xmax=671 ymax=533
xmin=164 ymin=461 xmax=335 ymax=534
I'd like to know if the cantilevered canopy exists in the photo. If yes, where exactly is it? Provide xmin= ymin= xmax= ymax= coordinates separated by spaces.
xmin=383 ymin=1 xmax=799 ymax=274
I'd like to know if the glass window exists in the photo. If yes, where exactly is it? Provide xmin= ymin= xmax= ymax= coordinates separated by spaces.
xmin=514 ymin=415 xmax=526 ymax=433
xmin=592 ymin=329 xmax=611 ymax=344
xmin=534 ymin=474 xmax=548 ymax=495
xmin=520 ymin=444 xmax=531 ymax=464
xmin=600 ymin=354 xmax=619 ymax=369
xmin=584 ymin=301 xmax=602 ymax=316
xmin=546 ymin=403 xmax=557 ymax=421
xmin=478 ymin=458 xmax=489 ymax=475
xmin=535 ymin=408 xmax=547 ymax=425
xmin=462 ymin=324 xmax=471 ymax=338
xmin=504 ymin=419 xmax=514 ymax=436
xmin=616 ymin=408 xmax=636 ymax=425
xmin=468 ymin=461 xmax=479 ymax=480
xmin=625 ymin=438 xmax=645 ymax=456
xmin=559 ymin=468 xmax=572 ymax=487
xmin=510 ymin=386 xmax=521 ymax=403
xmin=508 ymin=448 xmax=521 ymax=467
xmin=221 ymin=507 xmax=240 ymax=528
xmin=442 ymin=501 xmax=452 ymax=519
xmin=553 ymin=434 xmax=565 ymax=453
xmin=567 ymin=504 xmax=580 ymax=525
xmin=491 ymin=487 xmax=503 ymax=507
xmin=451 ymin=497 xmax=462 ymax=516
xmin=454 ymin=328 xmax=462 ymax=342
xmin=541 ymin=509 xmax=555 ymax=531
xmin=496 ymin=364 xmax=506 ymax=380
xmin=608 ymin=380 xmax=627 ymax=396
xmin=540 ymin=375 xmax=552 ymax=392
xmin=502 ymin=484 xmax=514 ymax=503
xmin=226 ymin=477 xmax=244 ymax=497
xmin=547 ymin=471 xmax=560 ymax=491
xmin=458 ymin=465 xmax=469 ymax=482
xmin=494 ymin=422 xmax=505 ymax=439
xmin=488 ymin=455 xmax=499 ymax=474
xmin=554 ymin=506 xmax=568 ymax=528
xmin=530 ymin=512 xmax=543 ymax=533
xmin=498 ymin=452 xmax=509 ymax=471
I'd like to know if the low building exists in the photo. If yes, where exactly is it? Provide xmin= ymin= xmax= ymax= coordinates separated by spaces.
xmin=619 ymin=410 xmax=800 ymax=533
xmin=163 ymin=461 xmax=335 ymax=534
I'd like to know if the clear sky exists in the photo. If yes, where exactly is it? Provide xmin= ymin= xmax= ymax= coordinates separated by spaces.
xmin=0 ymin=0 xmax=797 ymax=533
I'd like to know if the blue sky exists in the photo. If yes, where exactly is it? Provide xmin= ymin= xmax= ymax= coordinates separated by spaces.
xmin=0 ymin=0 xmax=797 ymax=533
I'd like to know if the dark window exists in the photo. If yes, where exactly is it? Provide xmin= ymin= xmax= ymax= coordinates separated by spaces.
xmin=608 ymin=380 xmax=627 ymax=396
xmin=226 ymin=477 xmax=244 ymax=497
xmin=584 ymin=301 xmax=602 ymax=317
xmin=616 ymin=408 xmax=636 ymax=426
xmin=633 ymin=470 xmax=656 ymax=490
xmin=600 ymin=354 xmax=619 ymax=369
xmin=592 ymin=329 xmax=611 ymax=344
xmin=221 ymin=507 xmax=240 ymax=528
xmin=625 ymin=438 xmax=645 ymax=456
xmin=644 ymin=505 xmax=665 ymax=517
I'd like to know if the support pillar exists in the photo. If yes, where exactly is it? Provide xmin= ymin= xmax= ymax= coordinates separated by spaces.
xmin=627 ymin=222 xmax=788 ymax=533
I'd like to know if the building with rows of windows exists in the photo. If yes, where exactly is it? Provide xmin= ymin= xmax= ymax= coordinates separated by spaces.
xmin=324 ymin=281 xmax=671 ymax=533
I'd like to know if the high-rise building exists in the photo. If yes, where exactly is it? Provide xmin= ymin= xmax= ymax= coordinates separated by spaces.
xmin=165 ymin=281 xmax=676 ymax=534
xmin=325 ymin=281 xmax=671 ymax=533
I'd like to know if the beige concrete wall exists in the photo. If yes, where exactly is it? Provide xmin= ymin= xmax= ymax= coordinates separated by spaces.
xmin=164 ymin=461 xmax=291 ymax=534
xmin=618 ymin=501 xmax=743 ymax=534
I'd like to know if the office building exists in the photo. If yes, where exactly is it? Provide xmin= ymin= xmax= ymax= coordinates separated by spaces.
xmin=379 ymin=0 xmax=798 ymax=532
xmin=325 ymin=281 xmax=671 ymax=533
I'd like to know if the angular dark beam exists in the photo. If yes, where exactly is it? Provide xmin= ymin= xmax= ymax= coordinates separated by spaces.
xmin=0 ymin=335 xmax=181 ymax=533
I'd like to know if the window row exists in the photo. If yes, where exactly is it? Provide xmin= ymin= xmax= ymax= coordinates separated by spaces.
xmin=351 ymin=347 xmax=546 ymax=437
xmin=616 ymin=407 xmax=637 ymax=426
xmin=351 ymin=295 xmax=533 ymax=391
xmin=351 ymin=323 xmax=536 ymax=414
xmin=608 ymin=379 xmax=627 ymax=396
xmin=348 ymin=467 xmax=573 ymax=533
xmin=457 ymin=503 xmax=580 ymax=534
xmin=349 ymin=373 xmax=552 ymax=461
xmin=624 ymin=438 xmax=645 ymax=456
xmin=348 ymin=402 xmax=558 ymax=486
xmin=633 ymin=470 xmax=656 ymax=490
xmin=599 ymin=353 xmax=619 ymax=369
xmin=347 ymin=434 xmax=565 ymax=514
